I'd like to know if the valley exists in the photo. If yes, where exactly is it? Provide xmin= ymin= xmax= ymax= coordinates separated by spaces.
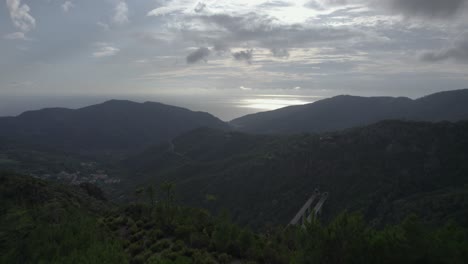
xmin=4 ymin=1 xmax=468 ymax=261
xmin=2 ymin=89 xmax=468 ymax=263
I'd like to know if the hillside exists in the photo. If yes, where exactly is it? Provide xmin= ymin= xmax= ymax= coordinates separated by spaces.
xmin=122 ymin=120 xmax=468 ymax=228
xmin=0 ymin=100 xmax=229 ymax=158
xmin=231 ymin=89 xmax=468 ymax=134
xmin=3 ymin=172 xmax=468 ymax=264
xmin=0 ymin=172 xmax=127 ymax=263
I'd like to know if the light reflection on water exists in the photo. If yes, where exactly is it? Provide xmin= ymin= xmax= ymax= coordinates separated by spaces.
xmin=0 ymin=94 xmax=324 ymax=121
xmin=236 ymin=94 xmax=321 ymax=111
xmin=237 ymin=98 xmax=312 ymax=110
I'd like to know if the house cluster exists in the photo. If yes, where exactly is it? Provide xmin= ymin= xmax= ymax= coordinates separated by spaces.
xmin=34 ymin=169 xmax=120 ymax=185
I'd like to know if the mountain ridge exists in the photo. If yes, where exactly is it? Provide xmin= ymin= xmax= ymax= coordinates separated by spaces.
xmin=0 ymin=99 xmax=229 ymax=158
xmin=2 ymin=89 xmax=468 ymax=159
xmin=230 ymin=89 xmax=468 ymax=134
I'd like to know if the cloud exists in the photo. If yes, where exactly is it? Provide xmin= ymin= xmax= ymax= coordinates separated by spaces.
xmin=3 ymin=31 xmax=28 ymax=40
xmin=304 ymin=1 xmax=325 ymax=9
xmin=389 ymin=0 xmax=467 ymax=18
xmin=113 ymin=1 xmax=129 ymax=25
xmin=319 ymin=0 xmax=351 ymax=6
xmin=6 ymin=0 xmax=36 ymax=32
xmin=186 ymin=47 xmax=211 ymax=64
xmin=421 ymin=35 xmax=468 ymax=63
xmin=97 ymin=21 xmax=110 ymax=30
xmin=307 ymin=0 xmax=468 ymax=19
xmin=134 ymin=32 xmax=168 ymax=45
xmin=193 ymin=13 xmax=359 ymax=50
xmin=147 ymin=6 xmax=181 ymax=17
xmin=93 ymin=43 xmax=120 ymax=58
xmin=62 ymin=1 xmax=74 ymax=12
xmin=213 ymin=43 xmax=230 ymax=53
xmin=233 ymin=49 xmax=253 ymax=63
xmin=270 ymin=48 xmax=290 ymax=58
xmin=194 ymin=2 xmax=206 ymax=13
xmin=258 ymin=0 xmax=294 ymax=8
xmin=239 ymin=86 xmax=253 ymax=91
xmin=306 ymin=0 xmax=354 ymax=8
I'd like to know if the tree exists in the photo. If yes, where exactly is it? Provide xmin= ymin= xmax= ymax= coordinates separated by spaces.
xmin=160 ymin=182 xmax=175 ymax=205
xmin=146 ymin=186 xmax=156 ymax=207
xmin=134 ymin=188 xmax=145 ymax=204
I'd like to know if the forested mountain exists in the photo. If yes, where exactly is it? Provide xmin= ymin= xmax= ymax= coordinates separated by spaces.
xmin=3 ymin=92 xmax=468 ymax=263
xmin=231 ymin=89 xmax=468 ymax=134
xmin=3 ymin=96 xmax=468 ymax=231
xmin=2 ymin=89 xmax=468 ymax=160
xmin=3 ymin=172 xmax=468 ymax=264
xmin=122 ymin=120 xmax=468 ymax=228
xmin=0 ymin=100 xmax=228 ymax=158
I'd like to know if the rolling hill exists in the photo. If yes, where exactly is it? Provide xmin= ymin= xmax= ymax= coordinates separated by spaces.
xmin=122 ymin=120 xmax=468 ymax=228
xmin=3 ymin=95 xmax=468 ymax=263
xmin=0 ymin=100 xmax=228 ymax=158
xmin=231 ymin=89 xmax=468 ymax=134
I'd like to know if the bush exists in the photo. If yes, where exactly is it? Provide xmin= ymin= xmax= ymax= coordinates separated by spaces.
xmin=217 ymin=253 xmax=232 ymax=264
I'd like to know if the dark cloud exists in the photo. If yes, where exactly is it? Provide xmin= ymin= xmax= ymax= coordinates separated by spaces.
xmin=390 ymin=0 xmax=467 ymax=18
xmin=323 ymin=0 xmax=350 ymax=5
xmin=213 ymin=42 xmax=230 ymax=54
xmin=193 ymin=13 xmax=359 ymax=49
xmin=232 ymin=49 xmax=253 ymax=63
xmin=307 ymin=0 xmax=468 ymax=19
xmin=186 ymin=47 xmax=211 ymax=64
xmin=304 ymin=1 xmax=325 ymax=10
xmin=421 ymin=36 xmax=468 ymax=63
xmin=270 ymin=48 xmax=290 ymax=58
xmin=194 ymin=2 xmax=206 ymax=13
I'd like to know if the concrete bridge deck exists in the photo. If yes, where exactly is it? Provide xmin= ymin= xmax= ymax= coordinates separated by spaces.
xmin=289 ymin=189 xmax=329 ymax=226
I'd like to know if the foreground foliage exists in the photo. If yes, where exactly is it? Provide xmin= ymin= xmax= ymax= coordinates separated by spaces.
xmin=105 ymin=203 xmax=468 ymax=264
xmin=0 ymin=173 xmax=127 ymax=264
xmin=2 ymin=173 xmax=468 ymax=263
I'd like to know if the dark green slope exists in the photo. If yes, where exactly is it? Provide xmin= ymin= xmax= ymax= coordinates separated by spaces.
xmin=0 ymin=172 xmax=127 ymax=263
xmin=3 ymin=172 xmax=468 ymax=263
xmin=231 ymin=89 xmax=468 ymax=134
xmin=0 ymin=173 xmax=287 ymax=263
xmin=123 ymin=120 xmax=468 ymax=228
xmin=0 ymin=100 xmax=229 ymax=158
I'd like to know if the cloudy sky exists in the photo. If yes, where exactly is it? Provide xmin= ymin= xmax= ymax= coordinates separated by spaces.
xmin=1 ymin=0 xmax=468 ymax=119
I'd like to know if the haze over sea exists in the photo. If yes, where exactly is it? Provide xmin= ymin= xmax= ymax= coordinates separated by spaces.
xmin=0 ymin=87 xmax=443 ymax=121
xmin=0 ymin=93 xmax=323 ymax=121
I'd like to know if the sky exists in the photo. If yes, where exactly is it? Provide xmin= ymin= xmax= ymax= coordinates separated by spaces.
xmin=1 ymin=0 xmax=468 ymax=120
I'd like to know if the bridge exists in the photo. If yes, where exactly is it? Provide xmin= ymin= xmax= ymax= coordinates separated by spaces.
xmin=289 ymin=189 xmax=329 ymax=226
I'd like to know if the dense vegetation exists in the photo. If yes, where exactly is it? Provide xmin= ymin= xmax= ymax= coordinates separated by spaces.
xmin=0 ymin=172 xmax=127 ymax=263
xmin=0 ymin=139 xmax=99 ymax=175
xmin=2 ymin=92 xmax=468 ymax=262
xmin=231 ymin=89 xmax=468 ymax=134
xmin=2 ymin=119 xmax=468 ymax=230
xmin=123 ymin=120 xmax=468 ymax=228
xmin=2 ymin=173 xmax=468 ymax=264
